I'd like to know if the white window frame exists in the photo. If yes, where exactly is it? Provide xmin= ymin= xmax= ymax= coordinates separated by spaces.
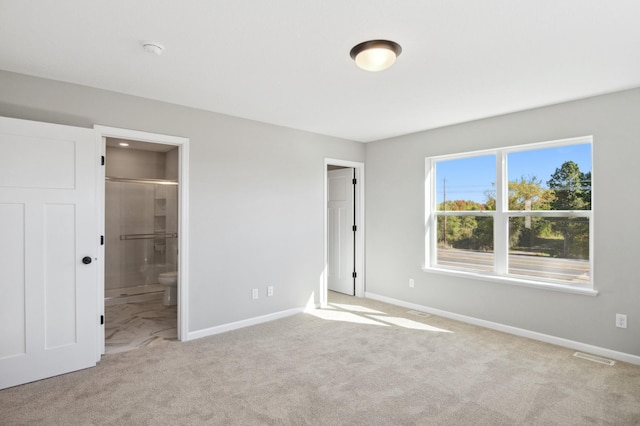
xmin=424 ymin=136 xmax=596 ymax=296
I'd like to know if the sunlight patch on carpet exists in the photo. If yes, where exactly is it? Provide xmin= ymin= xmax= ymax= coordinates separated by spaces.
xmin=329 ymin=303 xmax=385 ymax=314
xmin=573 ymin=352 xmax=616 ymax=366
xmin=309 ymin=309 xmax=388 ymax=326
xmin=367 ymin=315 xmax=453 ymax=332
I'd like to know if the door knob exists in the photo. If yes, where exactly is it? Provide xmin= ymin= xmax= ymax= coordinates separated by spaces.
xmin=82 ymin=256 xmax=92 ymax=265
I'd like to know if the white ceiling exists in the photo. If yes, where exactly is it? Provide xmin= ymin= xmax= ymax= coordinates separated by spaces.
xmin=1 ymin=1 xmax=640 ymax=142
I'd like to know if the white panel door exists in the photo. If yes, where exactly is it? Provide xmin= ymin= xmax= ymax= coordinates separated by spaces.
xmin=327 ymin=168 xmax=355 ymax=295
xmin=0 ymin=116 xmax=98 ymax=389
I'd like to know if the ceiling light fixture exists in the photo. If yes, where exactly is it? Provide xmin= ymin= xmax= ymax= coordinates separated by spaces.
xmin=142 ymin=42 xmax=165 ymax=55
xmin=350 ymin=40 xmax=402 ymax=72
xmin=119 ymin=142 xmax=129 ymax=147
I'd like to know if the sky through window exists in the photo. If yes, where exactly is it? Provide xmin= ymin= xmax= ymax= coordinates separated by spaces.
xmin=435 ymin=144 xmax=591 ymax=205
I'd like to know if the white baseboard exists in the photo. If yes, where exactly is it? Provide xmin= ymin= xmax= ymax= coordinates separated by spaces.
xmin=366 ymin=292 xmax=640 ymax=366
xmin=186 ymin=307 xmax=305 ymax=341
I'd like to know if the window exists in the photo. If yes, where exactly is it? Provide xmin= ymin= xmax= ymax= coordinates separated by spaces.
xmin=425 ymin=137 xmax=593 ymax=291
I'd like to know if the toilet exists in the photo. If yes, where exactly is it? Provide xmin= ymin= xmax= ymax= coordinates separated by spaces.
xmin=158 ymin=271 xmax=178 ymax=306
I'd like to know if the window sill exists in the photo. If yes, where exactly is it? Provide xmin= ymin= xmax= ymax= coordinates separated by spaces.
xmin=421 ymin=266 xmax=598 ymax=296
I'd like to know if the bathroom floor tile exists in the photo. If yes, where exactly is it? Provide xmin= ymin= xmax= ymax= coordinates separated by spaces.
xmin=105 ymin=295 xmax=177 ymax=355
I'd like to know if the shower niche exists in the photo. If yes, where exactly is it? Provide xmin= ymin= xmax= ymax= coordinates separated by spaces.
xmin=104 ymin=139 xmax=179 ymax=303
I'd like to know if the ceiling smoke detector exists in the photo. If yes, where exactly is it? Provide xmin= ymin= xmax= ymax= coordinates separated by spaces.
xmin=142 ymin=42 xmax=165 ymax=55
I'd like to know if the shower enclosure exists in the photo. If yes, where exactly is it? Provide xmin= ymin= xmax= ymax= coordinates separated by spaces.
xmin=105 ymin=177 xmax=178 ymax=303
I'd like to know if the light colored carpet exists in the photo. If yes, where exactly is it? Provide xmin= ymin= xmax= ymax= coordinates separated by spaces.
xmin=1 ymin=292 xmax=639 ymax=425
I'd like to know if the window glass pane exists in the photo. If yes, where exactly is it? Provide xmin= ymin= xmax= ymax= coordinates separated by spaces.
xmin=508 ymin=217 xmax=589 ymax=285
xmin=435 ymin=155 xmax=496 ymax=211
xmin=507 ymin=144 xmax=591 ymax=211
xmin=436 ymin=216 xmax=494 ymax=272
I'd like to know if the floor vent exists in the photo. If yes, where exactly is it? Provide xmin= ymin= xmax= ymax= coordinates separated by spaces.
xmin=573 ymin=352 xmax=616 ymax=366
xmin=407 ymin=310 xmax=431 ymax=318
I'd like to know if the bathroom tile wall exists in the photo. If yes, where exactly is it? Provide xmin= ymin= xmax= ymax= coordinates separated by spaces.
xmin=106 ymin=146 xmax=166 ymax=179
xmin=105 ymin=145 xmax=178 ymax=291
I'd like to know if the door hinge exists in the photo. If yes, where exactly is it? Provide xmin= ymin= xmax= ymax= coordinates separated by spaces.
xmin=101 ymin=155 xmax=105 ymax=166
xmin=100 ymin=235 xmax=104 ymax=245
xmin=352 ymin=272 xmax=357 ymax=278
xmin=100 ymin=315 xmax=104 ymax=325
xmin=352 ymin=225 xmax=357 ymax=232
xmin=352 ymin=178 xmax=357 ymax=185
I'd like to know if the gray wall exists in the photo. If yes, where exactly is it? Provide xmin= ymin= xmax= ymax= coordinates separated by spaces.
xmin=366 ymin=88 xmax=640 ymax=356
xmin=0 ymin=70 xmax=364 ymax=333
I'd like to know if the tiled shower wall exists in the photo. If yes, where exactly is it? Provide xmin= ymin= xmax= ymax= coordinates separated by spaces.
xmin=105 ymin=144 xmax=178 ymax=291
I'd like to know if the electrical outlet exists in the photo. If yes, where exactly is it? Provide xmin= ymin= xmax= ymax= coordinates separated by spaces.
xmin=409 ymin=278 xmax=414 ymax=288
xmin=267 ymin=286 xmax=274 ymax=297
xmin=616 ymin=314 xmax=627 ymax=329
xmin=252 ymin=288 xmax=259 ymax=300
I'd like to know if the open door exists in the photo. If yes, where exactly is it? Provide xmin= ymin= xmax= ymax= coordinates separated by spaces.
xmin=327 ymin=167 xmax=355 ymax=295
xmin=0 ymin=117 xmax=99 ymax=389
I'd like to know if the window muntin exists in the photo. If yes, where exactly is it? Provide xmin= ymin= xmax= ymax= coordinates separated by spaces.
xmin=428 ymin=138 xmax=592 ymax=289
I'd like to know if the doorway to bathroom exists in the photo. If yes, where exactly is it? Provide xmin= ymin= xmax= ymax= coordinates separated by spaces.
xmin=103 ymin=137 xmax=179 ymax=354
xmin=94 ymin=125 xmax=189 ymax=355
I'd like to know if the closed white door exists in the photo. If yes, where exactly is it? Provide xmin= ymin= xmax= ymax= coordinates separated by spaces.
xmin=327 ymin=168 xmax=355 ymax=295
xmin=0 ymin=117 xmax=98 ymax=389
